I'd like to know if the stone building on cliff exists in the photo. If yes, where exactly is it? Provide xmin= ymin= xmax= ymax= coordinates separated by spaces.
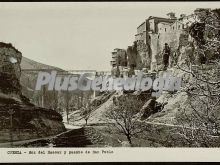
xmin=110 ymin=48 xmax=129 ymax=77
xmin=110 ymin=8 xmax=219 ymax=77
xmin=134 ymin=12 xmax=194 ymax=71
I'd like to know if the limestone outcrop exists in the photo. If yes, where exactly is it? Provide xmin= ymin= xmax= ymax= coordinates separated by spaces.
xmin=0 ymin=42 xmax=22 ymax=97
xmin=110 ymin=8 xmax=220 ymax=76
xmin=0 ymin=42 xmax=66 ymax=143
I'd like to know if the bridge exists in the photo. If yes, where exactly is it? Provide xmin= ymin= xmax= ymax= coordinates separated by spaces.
xmin=21 ymin=69 xmax=111 ymax=76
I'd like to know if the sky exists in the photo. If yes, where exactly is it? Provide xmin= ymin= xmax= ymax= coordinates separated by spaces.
xmin=0 ymin=2 xmax=219 ymax=71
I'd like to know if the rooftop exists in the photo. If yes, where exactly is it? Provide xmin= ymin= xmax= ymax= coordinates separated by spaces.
xmin=137 ymin=21 xmax=146 ymax=29
xmin=148 ymin=16 xmax=176 ymax=21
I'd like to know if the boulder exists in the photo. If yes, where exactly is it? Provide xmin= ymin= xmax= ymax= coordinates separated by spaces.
xmin=140 ymin=98 xmax=158 ymax=120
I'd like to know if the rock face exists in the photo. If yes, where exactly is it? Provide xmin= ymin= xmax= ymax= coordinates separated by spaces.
xmin=139 ymin=98 xmax=164 ymax=120
xmin=0 ymin=42 xmax=22 ymax=96
xmin=147 ymin=92 xmax=189 ymax=125
xmin=0 ymin=43 xmax=65 ymax=143
xmin=137 ymin=40 xmax=151 ymax=70
xmin=139 ymin=99 xmax=157 ymax=120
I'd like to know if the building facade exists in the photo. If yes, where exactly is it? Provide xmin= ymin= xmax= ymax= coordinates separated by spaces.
xmin=110 ymin=8 xmax=219 ymax=76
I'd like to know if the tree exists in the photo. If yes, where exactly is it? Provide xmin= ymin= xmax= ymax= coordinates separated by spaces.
xmin=176 ymin=63 xmax=220 ymax=147
xmin=81 ymin=102 xmax=93 ymax=126
xmin=176 ymin=9 xmax=220 ymax=147
xmin=63 ymin=91 xmax=71 ymax=124
xmin=105 ymin=95 xmax=146 ymax=145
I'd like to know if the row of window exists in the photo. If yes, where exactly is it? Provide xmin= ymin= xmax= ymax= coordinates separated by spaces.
xmin=160 ymin=24 xmax=185 ymax=32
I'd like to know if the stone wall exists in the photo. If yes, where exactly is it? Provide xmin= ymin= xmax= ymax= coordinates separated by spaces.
xmin=111 ymin=9 xmax=220 ymax=74
xmin=147 ymin=24 xmax=189 ymax=70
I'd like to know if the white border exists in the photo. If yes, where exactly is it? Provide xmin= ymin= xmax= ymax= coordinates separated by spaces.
xmin=1 ymin=148 xmax=220 ymax=162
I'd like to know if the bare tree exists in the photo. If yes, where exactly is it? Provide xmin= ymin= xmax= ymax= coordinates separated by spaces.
xmin=81 ymin=102 xmax=93 ymax=126
xmin=176 ymin=9 xmax=220 ymax=147
xmin=63 ymin=91 xmax=71 ymax=124
xmin=105 ymin=95 xmax=146 ymax=145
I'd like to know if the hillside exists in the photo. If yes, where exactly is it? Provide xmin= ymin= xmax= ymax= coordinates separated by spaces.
xmin=0 ymin=42 xmax=66 ymax=143
xmin=20 ymin=56 xmax=66 ymax=108
xmin=68 ymin=8 xmax=220 ymax=147
xmin=21 ymin=56 xmax=63 ymax=71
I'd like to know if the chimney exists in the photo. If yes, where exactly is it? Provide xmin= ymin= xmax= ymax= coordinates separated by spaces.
xmin=167 ymin=12 xmax=176 ymax=19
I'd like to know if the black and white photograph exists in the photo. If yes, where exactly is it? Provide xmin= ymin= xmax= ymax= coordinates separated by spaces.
xmin=0 ymin=2 xmax=220 ymax=161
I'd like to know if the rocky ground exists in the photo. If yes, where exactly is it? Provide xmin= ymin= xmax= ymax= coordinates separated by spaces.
xmin=20 ymin=127 xmax=113 ymax=147
xmin=19 ymin=124 xmax=166 ymax=147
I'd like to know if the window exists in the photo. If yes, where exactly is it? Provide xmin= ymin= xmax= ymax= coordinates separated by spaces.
xmin=165 ymin=28 xmax=166 ymax=32
xmin=178 ymin=25 xmax=180 ymax=29
xmin=173 ymin=27 xmax=174 ymax=30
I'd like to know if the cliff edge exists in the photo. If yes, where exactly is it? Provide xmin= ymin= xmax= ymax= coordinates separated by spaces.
xmin=0 ymin=42 xmax=66 ymax=143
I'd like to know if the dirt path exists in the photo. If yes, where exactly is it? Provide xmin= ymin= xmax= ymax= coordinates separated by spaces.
xmin=20 ymin=127 xmax=107 ymax=147
xmin=0 ymin=123 xmax=81 ymax=147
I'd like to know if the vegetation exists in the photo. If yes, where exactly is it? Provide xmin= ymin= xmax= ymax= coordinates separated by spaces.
xmin=176 ymin=9 xmax=220 ymax=147
xmin=105 ymin=95 xmax=146 ymax=145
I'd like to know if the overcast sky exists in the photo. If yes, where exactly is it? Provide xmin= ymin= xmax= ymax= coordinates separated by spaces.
xmin=0 ymin=2 xmax=219 ymax=71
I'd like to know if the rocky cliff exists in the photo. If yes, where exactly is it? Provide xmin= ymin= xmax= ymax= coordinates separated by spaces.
xmin=144 ymin=8 xmax=220 ymax=128
xmin=0 ymin=43 xmax=22 ymax=97
xmin=0 ymin=42 xmax=66 ymax=143
xmin=103 ymin=8 xmax=220 ymax=138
